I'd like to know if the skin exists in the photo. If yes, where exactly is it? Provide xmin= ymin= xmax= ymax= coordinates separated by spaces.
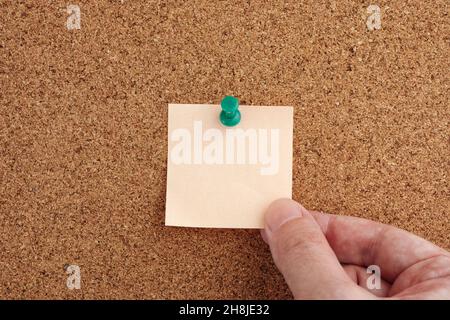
xmin=261 ymin=198 xmax=450 ymax=299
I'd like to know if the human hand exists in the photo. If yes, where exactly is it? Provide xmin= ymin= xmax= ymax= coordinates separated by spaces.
xmin=261 ymin=199 xmax=450 ymax=299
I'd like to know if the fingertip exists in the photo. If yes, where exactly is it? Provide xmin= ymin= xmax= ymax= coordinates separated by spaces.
xmin=264 ymin=198 xmax=308 ymax=233
xmin=262 ymin=200 xmax=362 ymax=299
xmin=260 ymin=229 xmax=269 ymax=244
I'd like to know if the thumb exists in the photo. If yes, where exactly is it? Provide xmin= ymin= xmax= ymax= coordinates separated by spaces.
xmin=262 ymin=199 xmax=371 ymax=299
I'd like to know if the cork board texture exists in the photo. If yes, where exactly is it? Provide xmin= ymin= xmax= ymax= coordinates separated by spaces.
xmin=0 ymin=1 xmax=449 ymax=299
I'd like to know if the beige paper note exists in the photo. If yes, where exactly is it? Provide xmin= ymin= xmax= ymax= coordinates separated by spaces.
xmin=165 ymin=104 xmax=293 ymax=228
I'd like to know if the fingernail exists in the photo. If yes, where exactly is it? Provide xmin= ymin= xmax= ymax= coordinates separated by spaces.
xmin=265 ymin=199 xmax=303 ymax=232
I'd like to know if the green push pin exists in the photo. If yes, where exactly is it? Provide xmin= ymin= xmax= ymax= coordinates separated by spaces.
xmin=220 ymin=96 xmax=241 ymax=127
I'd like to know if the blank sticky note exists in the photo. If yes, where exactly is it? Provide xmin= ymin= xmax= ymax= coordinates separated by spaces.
xmin=165 ymin=104 xmax=293 ymax=229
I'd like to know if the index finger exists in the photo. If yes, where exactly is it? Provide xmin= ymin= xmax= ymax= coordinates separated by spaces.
xmin=309 ymin=210 xmax=449 ymax=283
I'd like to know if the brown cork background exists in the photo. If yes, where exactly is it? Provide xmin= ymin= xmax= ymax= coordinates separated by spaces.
xmin=0 ymin=0 xmax=449 ymax=299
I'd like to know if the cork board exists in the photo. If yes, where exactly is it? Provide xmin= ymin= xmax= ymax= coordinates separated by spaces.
xmin=0 ymin=1 xmax=448 ymax=299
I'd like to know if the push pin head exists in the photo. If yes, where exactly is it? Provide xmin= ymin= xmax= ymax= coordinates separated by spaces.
xmin=220 ymin=96 xmax=241 ymax=127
